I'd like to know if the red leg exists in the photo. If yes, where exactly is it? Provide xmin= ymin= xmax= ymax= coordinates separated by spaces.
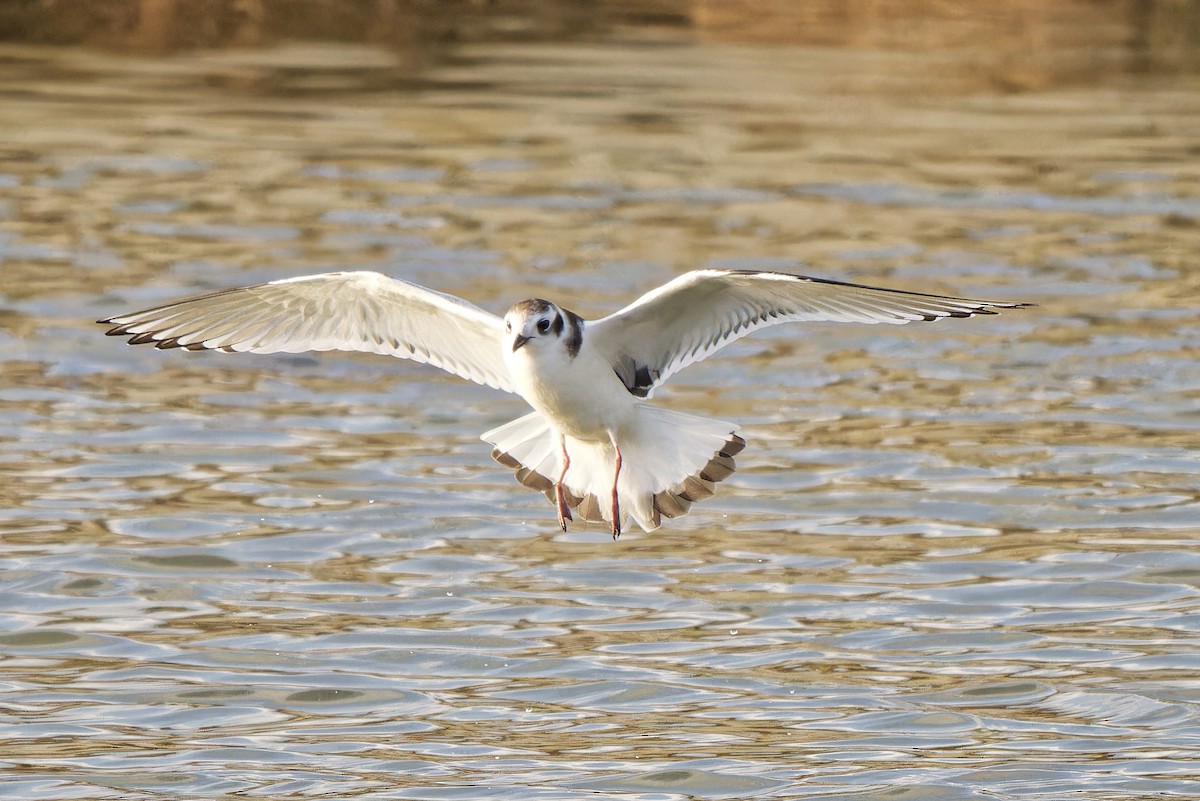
xmin=609 ymin=438 xmax=622 ymax=539
xmin=555 ymin=435 xmax=572 ymax=531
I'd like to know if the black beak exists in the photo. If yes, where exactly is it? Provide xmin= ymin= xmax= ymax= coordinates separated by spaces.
xmin=511 ymin=334 xmax=530 ymax=352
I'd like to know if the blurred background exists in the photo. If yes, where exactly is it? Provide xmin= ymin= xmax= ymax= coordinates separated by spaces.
xmin=3 ymin=0 xmax=1200 ymax=75
xmin=1 ymin=2 xmax=1198 ymax=800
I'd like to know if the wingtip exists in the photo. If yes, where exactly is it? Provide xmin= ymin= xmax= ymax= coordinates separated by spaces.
xmin=102 ymin=323 xmax=134 ymax=338
xmin=928 ymin=300 xmax=1035 ymax=321
xmin=977 ymin=301 xmax=1035 ymax=314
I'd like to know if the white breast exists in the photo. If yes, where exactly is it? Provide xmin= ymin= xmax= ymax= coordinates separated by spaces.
xmin=504 ymin=336 xmax=636 ymax=441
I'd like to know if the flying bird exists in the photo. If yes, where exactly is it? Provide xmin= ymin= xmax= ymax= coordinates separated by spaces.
xmin=99 ymin=270 xmax=1029 ymax=537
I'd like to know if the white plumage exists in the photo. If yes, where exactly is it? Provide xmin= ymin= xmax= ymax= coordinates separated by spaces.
xmin=100 ymin=269 xmax=1029 ymax=537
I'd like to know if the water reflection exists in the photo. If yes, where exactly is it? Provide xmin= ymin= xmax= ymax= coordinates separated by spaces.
xmin=1 ymin=6 xmax=1199 ymax=801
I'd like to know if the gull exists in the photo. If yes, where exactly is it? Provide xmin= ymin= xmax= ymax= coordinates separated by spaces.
xmin=99 ymin=270 xmax=1030 ymax=538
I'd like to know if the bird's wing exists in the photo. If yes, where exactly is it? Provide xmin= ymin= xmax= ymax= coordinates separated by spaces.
xmin=99 ymin=271 xmax=515 ymax=393
xmin=588 ymin=269 xmax=1031 ymax=396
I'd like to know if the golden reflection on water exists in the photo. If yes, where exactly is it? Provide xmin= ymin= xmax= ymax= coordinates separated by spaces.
xmin=0 ymin=5 xmax=1198 ymax=799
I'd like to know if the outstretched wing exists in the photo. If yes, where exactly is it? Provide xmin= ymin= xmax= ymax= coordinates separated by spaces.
xmin=99 ymin=271 xmax=515 ymax=393
xmin=588 ymin=269 xmax=1031 ymax=397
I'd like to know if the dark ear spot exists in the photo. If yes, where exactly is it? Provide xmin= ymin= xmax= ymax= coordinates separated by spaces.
xmin=562 ymin=309 xmax=583 ymax=358
xmin=551 ymin=313 xmax=564 ymax=335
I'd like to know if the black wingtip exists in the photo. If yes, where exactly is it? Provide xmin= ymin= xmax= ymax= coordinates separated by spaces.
xmin=923 ymin=300 xmax=1036 ymax=321
xmin=728 ymin=270 xmax=1038 ymax=312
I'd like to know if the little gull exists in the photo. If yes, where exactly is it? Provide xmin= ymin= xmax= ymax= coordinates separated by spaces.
xmin=99 ymin=270 xmax=1030 ymax=537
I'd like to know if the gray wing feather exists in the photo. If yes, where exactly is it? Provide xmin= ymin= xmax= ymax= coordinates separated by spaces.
xmin=99 ymin=271 xmax=515 ymax=393
xmin=589 ymin=269 xmax=1031 ymax=396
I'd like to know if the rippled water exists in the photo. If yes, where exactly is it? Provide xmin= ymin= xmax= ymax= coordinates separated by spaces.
xmin=2 ymin=19 xmax=1200 ymax=801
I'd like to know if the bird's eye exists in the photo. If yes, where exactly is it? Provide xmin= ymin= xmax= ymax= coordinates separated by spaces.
xmin=537 ymin=318 xmax=551 ymax=334
xmin=505 ymin=321 xmax=512 ymax=333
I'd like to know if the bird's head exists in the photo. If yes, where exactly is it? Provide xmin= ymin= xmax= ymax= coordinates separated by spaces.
xmin=504 ymin=298 xmax=567 ymax=354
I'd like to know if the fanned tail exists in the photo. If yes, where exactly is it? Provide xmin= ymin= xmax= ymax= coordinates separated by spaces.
xmin=482 ymin=406 xmax=744 ymax=533
xmin=483 ymin=411 xmax=559 ymax=496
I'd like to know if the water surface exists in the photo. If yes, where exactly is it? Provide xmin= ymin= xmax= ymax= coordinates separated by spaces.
xmin=1 ymin=11 xmax=1199 ymax=800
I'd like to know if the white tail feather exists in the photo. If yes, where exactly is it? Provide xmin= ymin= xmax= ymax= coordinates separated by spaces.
xmin=482 ymin=405 xmax=743 ymax=533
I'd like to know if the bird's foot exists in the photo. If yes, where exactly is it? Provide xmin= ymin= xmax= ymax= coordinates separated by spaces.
xmin=555 ymin=436 xmax=573 ymax=531
xmin=609 ymin=437 xmax=623 ymax=540
xmin=555 ymin=484 xmax=573 ymax=531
